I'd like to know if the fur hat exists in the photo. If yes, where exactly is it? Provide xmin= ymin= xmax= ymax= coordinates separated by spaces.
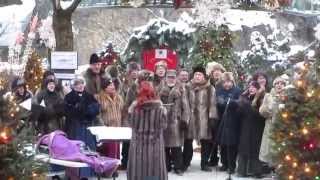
xmin=126 ymin=62 xmax=141 ymax=72
xmin=101 ymin=78 xmax=113 ymax=89
xmin=273 ymin=74 xmax=289 ymax=86
xmin=221 ymin=72 xmax=235 ymax=84
xmin=89 ymin=53 xmax=100 ymax=64
xmin=71 ymin=76 xmax=85 ymax=87
xmin=166 ymin=69 xmax=177 ymax=77
xmin=137 ymin=70 xmax=154 ymax=83
xmin=193 ymin=65 xmax=206 ymax=76
xmin=11 ymin=77 xmax=26 ymax=91
xmin=206 ymin=62 xmax=226 ymax=75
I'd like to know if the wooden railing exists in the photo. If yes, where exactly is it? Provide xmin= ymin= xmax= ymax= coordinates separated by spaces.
xmin=79 ymin=0 xmax=194 ymax=7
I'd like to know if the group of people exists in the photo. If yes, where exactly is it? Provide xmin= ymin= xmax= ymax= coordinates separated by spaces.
xmin=6 ymin=52 xmax=288 ymax=180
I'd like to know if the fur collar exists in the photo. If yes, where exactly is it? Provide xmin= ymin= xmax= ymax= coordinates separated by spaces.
xmin=189 ymin=79 xmax=210 ymax=90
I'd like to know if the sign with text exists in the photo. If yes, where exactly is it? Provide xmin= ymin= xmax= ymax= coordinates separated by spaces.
xmin=51 ymin=51 xmax=78 ymax=70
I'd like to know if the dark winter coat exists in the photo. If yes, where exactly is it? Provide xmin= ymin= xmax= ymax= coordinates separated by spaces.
xmin=64 ymin=90 xmax=100 ymax=140
xmin=32 ymin=89 xmax=65 ymax=134
xmin=127 ymin=100 xmax=168 ymax=180
xmin=186 ymin=80 xmax=218 ymax=140
xmin=83 ymin=69 xmax=104 ymax=96
xmin=215 ymin=86 xmax=242 ymax=146
xmin=159 ymin=83 xmax=190 ymax=147
xmin=237 ymin=94 xmax=265 ymax=158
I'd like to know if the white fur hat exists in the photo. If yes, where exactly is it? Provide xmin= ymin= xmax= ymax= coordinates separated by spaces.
xmin=206 ymin=61 xmax=226 ymax=75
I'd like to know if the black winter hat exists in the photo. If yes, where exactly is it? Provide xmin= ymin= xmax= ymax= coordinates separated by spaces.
xmin=11 ymin=77 xmax=26 ymax=91
xmin=101 ymin=78 xmax=113 ymax=89
xmin=192 ymin=65 xmax=206 ymax=76
xmin=89 ymin=53 xmax=100 ymax=64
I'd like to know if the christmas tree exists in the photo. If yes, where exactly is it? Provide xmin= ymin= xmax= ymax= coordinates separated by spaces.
xmin=189 ymin=24 xmax=236 ymax=70
xmin=271 ymin=50 xmax=320 ymax=180
xmin=24 ymin=52 xmax=44 ymax=94
xmin=0 ymin=72 xmax=46 ymax=179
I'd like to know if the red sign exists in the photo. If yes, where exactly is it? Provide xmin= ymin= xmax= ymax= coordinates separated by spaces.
xmin=142 ymin=48 xmax=178 ymax=71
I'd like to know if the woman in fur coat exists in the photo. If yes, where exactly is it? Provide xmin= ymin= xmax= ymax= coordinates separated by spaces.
xmin=127 ymin=81 xmax=168 ymax=180
xmin=259 ymin=75 xmax=288 ymax=168
xmin=95 ymin=78 xmax=124 ymax=159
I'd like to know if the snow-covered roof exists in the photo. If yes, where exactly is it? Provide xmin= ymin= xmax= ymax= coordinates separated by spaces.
xmin=0 ymin=0 xmax=35 ymax=47
xmin=218 ymin=9 xmax=277 ymax=31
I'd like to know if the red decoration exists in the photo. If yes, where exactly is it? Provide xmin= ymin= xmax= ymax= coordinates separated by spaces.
xmin=0 ymin=127 xmax=12 ymax=144
xmin=101 ymin=44 xmax=119 ymax=66
xmin=142 ymin=48 xmax=178 ymax=72
xmin=29 ymin=15 xmax=38 ymax=32
xmin=174 ymin=0 xmax=185 ymax=9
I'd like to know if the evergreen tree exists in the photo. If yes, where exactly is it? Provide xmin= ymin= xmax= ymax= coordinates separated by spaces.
xmin=24 ymin=52 xmax=44 ymax=94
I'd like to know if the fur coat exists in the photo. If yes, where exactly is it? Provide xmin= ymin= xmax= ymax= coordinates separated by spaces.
xmin=159 ymin=83 xmax=190 ymax=147
xmin=95 ymin=91 xmax=124 ymax=126
xmin=186 ymin=80 xmax=218 ymax=140
xmin=127 ymin=100 xmax=168 ymax=180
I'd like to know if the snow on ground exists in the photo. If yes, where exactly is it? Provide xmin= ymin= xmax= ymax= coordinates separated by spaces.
xmin=100 ymin=152 xmax=274 ymax=180
xmin=0 ymin=0 xmax=35 ymax=46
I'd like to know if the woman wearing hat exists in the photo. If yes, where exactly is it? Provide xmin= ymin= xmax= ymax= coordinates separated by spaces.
xmin=183 ymin=65 xmax=218 ymax=172
xmin=259 ymin=75 xmax=288 ymax=171
xmin=32 ymin=78 xmax=65 ymax=134
xmin=64 ymin=77 xmax=100 ymax=179
xmin=215 ymin=72 xmax=242 ymax=174
xmin=237 ymin=81 xmax=266 ymax=178
xmin=95 ymin=77 xmax=124 ymax=159
xmin=11 ymin=77 xmax=33 ymax=103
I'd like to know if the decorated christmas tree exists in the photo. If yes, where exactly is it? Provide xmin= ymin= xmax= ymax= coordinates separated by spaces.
xmin=24 ymin=52 xmax=44 ymax=94
xmin=189 ymin=24 xmax=236 ymax=70
xmin=271 ymin=50 xmax=320 ymax=179
xmin=0 ymin=72 xmax=46 ymax=179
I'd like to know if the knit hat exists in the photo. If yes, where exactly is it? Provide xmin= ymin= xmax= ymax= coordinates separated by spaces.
xmin=206 ymin=62 xmax=226 ymax=75
xmin=166 ymin=69 xmax=177 ymax=77
xmin=221 ymin=72 xmax=235 ymax=84
xmin=89 ymin=53 xmax=100 ymax=64
xmin=101 ymin=78 xmax=113 ymax=89
xmin=273 ymin=74 xmax=289 ymax=86
xmin=11 ymin=77 xmax=26 ymax=91
xmin=193 ymin=65 xmax=206 ymax=76
xmin=126 ymin=62 xmax=141 ymax=72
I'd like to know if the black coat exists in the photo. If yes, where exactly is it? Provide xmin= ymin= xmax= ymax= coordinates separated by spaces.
xmin=237 ymin=94 xmax=265 ymax=158
xmin=215 ymin=86 xmax=242 ymax=146
xmin=32 ymin=89 xmax=65 ymax=134
xmin=64 ymin=90 xmax=100 ymax=140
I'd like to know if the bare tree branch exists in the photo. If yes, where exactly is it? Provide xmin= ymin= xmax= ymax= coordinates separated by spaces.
xmin=67 ymin=0 xmax=82 ymax=13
